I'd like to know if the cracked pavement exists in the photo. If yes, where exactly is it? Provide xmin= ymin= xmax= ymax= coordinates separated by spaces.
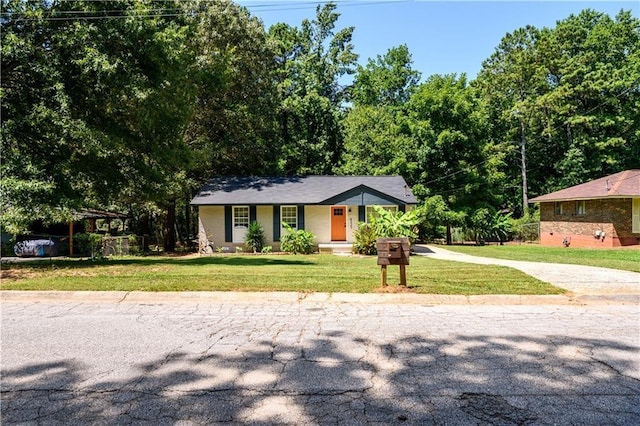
xmin=1 ymin=295 xmax=639 ymax=425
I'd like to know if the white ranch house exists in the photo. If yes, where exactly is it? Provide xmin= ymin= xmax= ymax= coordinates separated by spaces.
xmin=191 ymin=175 xmax=418 ymax=252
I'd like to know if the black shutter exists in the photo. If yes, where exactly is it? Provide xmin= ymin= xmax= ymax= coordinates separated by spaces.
xmin=224 ymin=206 xmax=232 ymax=242
xmin=358 ymin=205 xmax=366 ymax=222
xmin=273 ymin=205 xmax=280 ymax=241
xmin=297 ymin=205 xmax=305 ymax=230
xmin=250 ymin=205 xmax=257 ymax=223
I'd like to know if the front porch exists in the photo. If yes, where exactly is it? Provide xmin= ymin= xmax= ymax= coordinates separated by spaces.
xmin=318 ymin=242 xmax=353 ymax=254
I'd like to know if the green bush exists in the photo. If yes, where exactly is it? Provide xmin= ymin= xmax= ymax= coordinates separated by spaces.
xmin=352 ymin=222 xmax=378 ymax=255
xmin=280 ymin=223 xmax=315 ymax=254
xmin=244 ymin=221 xmax=265 ymax=253
xmin=510 ymin=210 xmax=540 ymax=242
xmin=369 ymin=205 xmax=421 ymax=243
xmin=74 ymin=233 xmax=104 ymax=258
xmin=469 ymin=208 xmax=512 ymax=245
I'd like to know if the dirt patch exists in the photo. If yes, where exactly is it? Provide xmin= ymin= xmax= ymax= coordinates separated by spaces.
xmin=0 ymin=268 xmax=41 ymax=281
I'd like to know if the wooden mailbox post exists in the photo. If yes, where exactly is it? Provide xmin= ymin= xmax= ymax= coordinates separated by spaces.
xmin=376 ymin=237 xmax=410 ymax=287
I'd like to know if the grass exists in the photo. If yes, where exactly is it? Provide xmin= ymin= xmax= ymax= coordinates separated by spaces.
xmin=0 ymin=254 xmax=564 ymax=295
xmin=441 ymin=244 xmax=640 ymax=273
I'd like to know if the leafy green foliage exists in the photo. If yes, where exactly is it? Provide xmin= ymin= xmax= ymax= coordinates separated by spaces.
xmin=419 ymin=195 xmax=467 ymax=242
xmin=267 ymin=2 xmax=357 ymax=175
xmin=2 ymin=1 xmax=638 ymax=253
xmin=469 ymin=209 xmax=512 ymax=245
xmin=369 ymin=206 xmax=422 ymax=243
xmin=351 ymin=44 xmax=420 ymax=107
xmin=352 ymin=222 xmax=378 ymax=255
xmin=510 ymin=210 xmax=540 ymax=242
xmin=73 ymin=233 xmax=104 ymax=259
xmin=280 ymin=223 xmax=316 ymax=254
xmin=244 ymin=221 xmax=266 ymax=253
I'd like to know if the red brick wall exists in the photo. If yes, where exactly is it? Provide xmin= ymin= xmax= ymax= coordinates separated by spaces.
xmin=538 ymin=198 xmax=640 ymax=248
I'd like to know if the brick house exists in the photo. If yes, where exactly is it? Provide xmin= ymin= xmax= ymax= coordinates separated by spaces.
xmin=530 ymin=170 xmax=640 ymax=248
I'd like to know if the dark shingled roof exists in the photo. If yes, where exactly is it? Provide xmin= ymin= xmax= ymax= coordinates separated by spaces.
xmin=191 ymin=176 xmax=418 ymax=205
xmin=530 ymin=170 xmax=640 ymax=202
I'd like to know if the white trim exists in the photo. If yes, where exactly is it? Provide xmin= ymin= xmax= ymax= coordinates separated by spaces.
xmin=232 ymin=205 xmax=249 ymax=243
xmin=280 ymin=205 xmax=298 ymax=236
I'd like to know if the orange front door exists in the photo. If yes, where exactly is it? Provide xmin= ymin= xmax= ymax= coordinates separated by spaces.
xmin=331 ymin=206 xmax=347 ymax=241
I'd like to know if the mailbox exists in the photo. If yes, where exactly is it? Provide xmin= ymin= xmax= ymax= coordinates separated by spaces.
xmin=376 ymin=237 xmax=410 ymax=266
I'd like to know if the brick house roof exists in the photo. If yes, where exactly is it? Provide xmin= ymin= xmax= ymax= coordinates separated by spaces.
xmin=530 ymin=170 xmax=640 ymax=202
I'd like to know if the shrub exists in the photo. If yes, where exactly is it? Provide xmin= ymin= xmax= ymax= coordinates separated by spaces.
xmin=244 ymin=221 xmax=265 ymax=253
xmin=74 ymin=233 xmax=104 ymax=258
xmin=469 ymin=208 xmax=512 ymax=245
xmin=280 ymin=223 xmax=315 ymax=254
xmin=352 ymin=222 xmax=378 ymax=255
xmin=369 ymin=205 xmax=421 ymax=243
xmin=510 ymin=210 xmax=540 ymax=242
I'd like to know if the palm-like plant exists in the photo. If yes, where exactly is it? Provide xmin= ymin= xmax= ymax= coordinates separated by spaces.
xmin=369 ymin=205 xmax=422 ymax=243
xmin=244 ymin=221 xmax=265 ymax=253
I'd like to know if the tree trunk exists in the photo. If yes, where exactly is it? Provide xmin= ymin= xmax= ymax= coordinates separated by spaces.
xmin=519 ymin=118 xmax=529 ymax=216
xmin=446 ymin=223 xmax=452 ymax=245
xmin=164 ymin=199 xmax=176 ymax=252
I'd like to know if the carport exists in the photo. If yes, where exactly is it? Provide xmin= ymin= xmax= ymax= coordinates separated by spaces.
xmin=68 ymin=209 xmax=128 ymax=256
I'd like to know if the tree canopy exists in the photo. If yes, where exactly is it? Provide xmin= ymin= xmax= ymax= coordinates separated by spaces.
xmin=2 ymin=1 xmax=638 ymax=246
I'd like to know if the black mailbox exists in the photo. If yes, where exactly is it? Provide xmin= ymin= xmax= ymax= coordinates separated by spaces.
xmin=376 ymin=237 xmax=410 ymax=266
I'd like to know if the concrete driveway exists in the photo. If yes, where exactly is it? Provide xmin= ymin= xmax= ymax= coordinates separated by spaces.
xmin=414 ymin=245 xmax=640 ymax=297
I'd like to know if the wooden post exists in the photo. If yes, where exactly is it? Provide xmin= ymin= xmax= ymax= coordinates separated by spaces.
xmin=399 ymin=264 xmax=407 ymax=286
xmin=69 ymin=221 xmax=74 ymax=256
xmin=380 ymin=265 xmax=387 ymax=287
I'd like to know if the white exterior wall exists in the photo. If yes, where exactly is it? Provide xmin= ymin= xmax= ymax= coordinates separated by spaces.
xmin=305 ymin=205 xmax=358 ymax=243
xmin=198 ymin=203 xmax=413 ymax=250
xmin=304 ymin=206 xmax=330 ymax=243
xmin=257 ymin=206 xmax=274 ymax=245
xmin=198 ymin=206 xmax=225 ymax=250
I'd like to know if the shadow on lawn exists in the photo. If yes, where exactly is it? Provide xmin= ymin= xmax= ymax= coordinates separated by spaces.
xmin=1 ymin=255 xmax=315 ymax=270
xmin=2 ymin=332 xmax=638 ymax=424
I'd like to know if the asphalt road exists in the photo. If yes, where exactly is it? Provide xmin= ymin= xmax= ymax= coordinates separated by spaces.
xmin=2 ymin=295 xmax=639 ymax=425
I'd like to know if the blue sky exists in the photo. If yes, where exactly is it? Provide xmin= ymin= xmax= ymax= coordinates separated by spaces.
xmin=240 ymin=1 xmax=639 ymax=81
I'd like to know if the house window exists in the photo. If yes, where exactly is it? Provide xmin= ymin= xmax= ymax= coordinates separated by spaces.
xmin=576 ymin=200 xmax=586 ymax=216
xmin=366 ymin=205 xmax=398 ymax=223
xmin=232 ymin=206 xmax=249 ymax=243
xmin=233 ymin=206 xmax=249 ymax=228
xmin=554 ymin=202 xmax=564 ymax=215
xmin=281 ymin=205 xmax=297 ymax=230
xmin=633 ymin=198 xmax=640 ymax=234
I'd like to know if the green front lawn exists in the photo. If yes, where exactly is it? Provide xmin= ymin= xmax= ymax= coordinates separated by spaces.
xmin=0 ymin=254 xmax=563 ymax=295
xmin=441 ymin=244 xmax=640 ymax=273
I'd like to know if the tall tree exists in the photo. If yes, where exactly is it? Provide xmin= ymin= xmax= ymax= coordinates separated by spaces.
xmin=1 ymin=0 xmax=195 ymax=235
xmin=475 ymin=25 xmax=545 ymax=215
xmin=184 ymin=0 xmax=279 ymax=180
xmin=268 ymin=2 xmax=357 ymax=174
xmin=408 ymin=74 xmax=499 ymax=207
xmin=535 ymin=10 xmax=640 ymax=189
xmin=340 ymin=45 xmax=420 ymax=178
xmin=351 ymin=44 xmax=421 ymax=107
xmin=476 ymin=9 xmax=640 ymax=208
